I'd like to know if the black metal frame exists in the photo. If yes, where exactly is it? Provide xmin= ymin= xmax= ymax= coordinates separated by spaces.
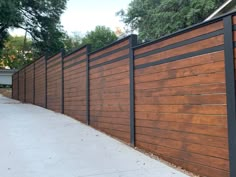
xmin=47 ymin=61 xmax=62 ymax=69
xmin=89 ymin=35 xmax=134 ymax=56
xmin=223 ymin=15 xmax=236 ymax=177
xmin=33 ymin=63 xmax=35 ymax=104
xmin=133 ymin=11 xmax=236 ymax=50
xmin=15 ymin=11 xmax=236 ymax=75
xmin=129 ymin=35 xmax=138 ymax=146
xmin=64 ymin=58 xmax=87 ymax=70
xmin=135 ymin=29 xmax=223 ymax=60
xmin=135 ymin=45 xmax=223 ymax=70
xmin=11 ymin=73 xmax=14 ymax=99
xmin=64 ymin=51 xmax=87 ymax=64
xmin=24 ymin=69 xmax=26 ymax=103
xmin=19 ymin=71 xmax=23 ymax=102
xmin=86 ymin=45 xmax=91 ymax=125
xmin=90 ymin=54 xmax=129 ymax=69
xmin=90 ymin=45 xmax=129 ymax=62
xmin=47 ymin=52 xmax=61 ymax=63
xmin=9 ymin=11 xmax=236 ymax=177
xmin=64 ymin=45 xmax=87 ymax=58
xmin=13 ymin=72 xmax=19 ymax=100
xmin=17 ymin=72 xmax=19 ymax=100
xmin=45 ymin=55 xmax=48 ymax=108
xmin=61 ymin=49 xmax=65 ymax=114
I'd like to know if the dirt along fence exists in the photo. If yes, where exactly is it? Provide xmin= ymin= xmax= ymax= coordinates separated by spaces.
xmin=12 ymin=12 xmax=236 ymax=177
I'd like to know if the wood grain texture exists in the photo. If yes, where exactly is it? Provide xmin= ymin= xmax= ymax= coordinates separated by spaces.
xmin=90 ymin=40 xmax=129 ymax=59
xmin=63 ymin=48 xmax=88 ymax=123
xmin=134 ymin=20 xmax=229 ymax=177
xmin=18 ymin=69 xmax=25 ymax=102
xmin=47 ymin=54 xmax=62 ymax=113
xmin=89 ymin=38 xmax=131 ymax=143
xmin=14 ymin=17 xmax=234 ymax=177
xmin=135 ymin=21 xmax=223 ymax=56
xmin=12 ymin=73 xmax=19 ymax=100
xmin=34 ymin=57 xmax=46 ymax=107
xmin=25 ymin=64 xmax=34 ymax=104
xmin=135 ymin=35 xmax=224 ymax=66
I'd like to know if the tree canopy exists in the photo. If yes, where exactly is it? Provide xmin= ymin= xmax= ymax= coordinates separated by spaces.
xmin=118 ymin=0 xmax=225 ymax=40
xmin=0 ymin=0 xmax=67 ymax=56
xmin=82 ymin=26 xmax=118 ymax=52
xmin=0 ymin=1 xmax=120 ymax=69
xmin=0 ymin=26 xmax=118 ymax=69
xmin=0 ymin=36 xmax=32 ymax=69
xmin=63 ymin=32 xmax=83 ymax=51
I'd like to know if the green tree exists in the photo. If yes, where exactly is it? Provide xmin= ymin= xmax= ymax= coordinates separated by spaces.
xmin=63 ymin=32 xmax=83 ymax=52
xmin=82 ymin=26 xmax=118 ymax=52
xmin=118 ymin=0 xmax=225 ymax=40
xmin=0 ymin=0 xmax=67 ymax=56
xmin=0 ymin=36 xmax=32 ymax=69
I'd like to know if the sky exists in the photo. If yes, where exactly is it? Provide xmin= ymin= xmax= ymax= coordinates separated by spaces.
xmin=11 ymin=0 xmax=132 ymax=36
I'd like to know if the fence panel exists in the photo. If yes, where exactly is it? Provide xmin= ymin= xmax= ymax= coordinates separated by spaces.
xmin=46 ymin=53 xmax=63 ymax=113
xmin=25 ymin=64 xmax=34 ymax=104
xmin=63 ymin=46 xmax=88 ymax=123
xmin=134 ymin=20 xmax=228 ymax=177
xmin=89 ymin=37 xmax=132 ymax=143
xmin=18 ymin=69 xmax=25 ymax=102
xmin=35 ymin=57 xmax=46 ymax=107
xmin=12 ymin=72 xmax=18 ymax=100
xmin=12 ymin=13 xmax=236 ymax=177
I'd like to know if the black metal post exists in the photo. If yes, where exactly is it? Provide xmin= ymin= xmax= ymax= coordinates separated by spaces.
xmin=129 ymin=35 xmax=138 ymax=146
xmin=61 ymin=49 xmax=65 ymax=114
xmin=223 ymin=15 xmax=236 ymax=177
xmin=33 ymin=63 xmax=35 ymax=104
xmin=17 ymin=72 xmax=19 ymax=100
xmin=45 ymin=56 xmax=48 ymax=108
xmin=24 ymin=69 xmax=26 ymax=103
xmin=11 ymin=73 xmax=14 ymax=99
xmin=86 ymin=45 xmax=91 ymax=125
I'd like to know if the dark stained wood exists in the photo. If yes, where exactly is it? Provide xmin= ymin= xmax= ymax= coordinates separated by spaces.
xmin=136 ymin=141 xmax=229 ymax=177
xmin=90 ymin=49 xmax=129 ymax=67
xmin=34 ymin=57 xmax=46 ymax=107
xmin=15 ymin=17 xmax=232 ymax=177
xmin=133 ymin=19 xmax=228 ymax=177
xmin=135 ymin=72 xmax=225 ymax=90
xmin=135 ymin=112 xmax=227 ymax=127
xmin=135 ymin=83 xmax=226 ymax=97
xmin=135 ymin=94 xmax=226 ymax=105
xmin=89 ymin=38 xmax=131 ymax=143
xmin=135 ymin=61 xmax=225 ymax=83
xmin=12 ymin=73 xmax=19 ymax=99
xmin=47 ymin=55 xmax=62 ymax=113
xmin=135 ymin=35 xmax=224 ymax=66
xmin=136 ymin=126 xmax=228 ymax=149
xmin=90 ymin=57 xmax=129 ymax=74
xmin=25 ymin=64 xmax=34 ymax=104
xmin=63 ymin=48 xmax=88 ymax=122
xmin=135 ymin=21 xmax=223 ymax=56
xmin=90 ymin=40 xmax=129 ymax=59
xmin=136 ymin=133 xmax=228 ymax=159
xmin=18 ymin=69 xmax=25 ymax=102
xmin=135 ymin=51 xmax=224 ymax=76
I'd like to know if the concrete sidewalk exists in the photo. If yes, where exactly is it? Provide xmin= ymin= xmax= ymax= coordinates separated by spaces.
xmin=0 ymin=95 xmax=189 ymax=177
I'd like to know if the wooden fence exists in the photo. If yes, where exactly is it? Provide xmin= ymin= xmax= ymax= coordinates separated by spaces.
xmin=63 ymin=46 xmax=89 ymax=123
xmin=12 ymin=13 xmax=236 ymax=177
xmin=34 ymin=57 xmax=46 ymax=107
